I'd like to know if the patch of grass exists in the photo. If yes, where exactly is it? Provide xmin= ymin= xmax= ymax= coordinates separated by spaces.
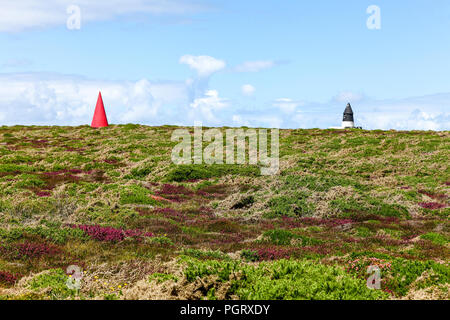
xmin=355 ymin=147 xmax=383 ymax=158
xmin=166 ymin=164 xmax=260 ymax=182
xmin=124 ymin=163 xmax=155 ymax=180
xmin=356 ymin=227 xmax=372 ymax=237
xmin=321 ymin=138 xmax=342 ymax=151
xmin=149 ymin=273 xmax=178 ymax=283
xmin=332 ymin=197 xmax=410 ymax=219
xmin=182 ymin=249 xmax=229 ymax=260
xmin=120 ymin=185 xmax=157 ymax=205
xmin=283 ymin=175 xmax=367 ymax=192
xmin=266 ymin=192 xmax=313 ymax=218
xmin=25 ymin=224 xmax=89 ymax=244
xmin=0 ymin=223 xmax=87 ymax=245
xmin=0 ymin=164 xmax=34 ymax=173
xmin=15 ymin=174 xmax=46 ymax=188
xmin=382 ymin=228 xmax=403 ymax=239
xmin=417 ymin=140 xmax=440 ymax=153
xmin=368 ymin=200 xmax=410 ymax=218
xmin=420 ymin=232 xmax=448 ymax=246
xmin=295 ymin=235 xmax=323 ymax=246
xmin=263 ymin=229 xmax=295 ymax=245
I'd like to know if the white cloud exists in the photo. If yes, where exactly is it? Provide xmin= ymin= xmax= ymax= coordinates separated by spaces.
xmin=241 ymin=84 xmax=255 ymax=96
xmin=234 ymin=60 xmax=276 ymax=73
xmin=189 ymin=89 xmax=228 ymax=123
xmin=327 ymin=94 xmax=450 ymax=130
xmin=356 ymin=105 xmax=450 ymax=131
xmin=0 ymin=72 xmax=448 ymax=131
xmin=0 ymin=0 xmax=206 ymax=32
xmin=273 ymin=98 xmax=303 ymax=114
xmin=190 ymin=90 xmax=227 ymax=110
xmin=180 ymin=55 xmax=226 ymax=77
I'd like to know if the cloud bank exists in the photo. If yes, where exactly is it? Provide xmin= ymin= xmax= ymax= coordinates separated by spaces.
xmin=179 ymin=55 xmax=226 ymax=77
xmin=241 ymin=84 xmax=255 ymax=96
xmin=0 ymin=68 xmax=448 ymax=130
xmin=0 ymin=73 xmax=184 ymax=125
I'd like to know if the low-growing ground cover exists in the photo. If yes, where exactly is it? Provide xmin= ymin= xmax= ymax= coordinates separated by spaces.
xmin=0 ymin=125 xmax=448 ymax=300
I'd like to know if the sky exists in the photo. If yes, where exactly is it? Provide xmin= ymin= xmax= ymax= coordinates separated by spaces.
xmin=0 ymin=0 xmax=449 ymax=130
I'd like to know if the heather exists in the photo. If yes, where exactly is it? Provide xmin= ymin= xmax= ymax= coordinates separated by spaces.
xmin=69 ymin=224 xmax=153 ymax=242
xmin=0 ymin=125 xmax=448 ymax=300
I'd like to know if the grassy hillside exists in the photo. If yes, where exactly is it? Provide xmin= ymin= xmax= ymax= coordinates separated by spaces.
xmin=0 ymin=125 xmax=448 ymax=300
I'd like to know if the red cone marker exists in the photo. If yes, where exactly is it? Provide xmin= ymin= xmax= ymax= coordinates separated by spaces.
xmin=91 ymin=91 xmax=109 ymax=128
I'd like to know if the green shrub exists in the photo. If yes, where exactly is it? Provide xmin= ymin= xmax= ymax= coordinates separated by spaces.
xmin=183 ymin=258 xmax=387 ymax=300
xmin=0 ymin=228 xmax=24 ymax=242
xmin=125 ymin=165 xmax=154 ymax=180
xmin=29 ymin=269 xmax=77 ymax=300
xmin=148 ymin=236 xmax=174 ymax=246
xmin=241 ymin=249 xmax=259 ymax=262
xmin=267 ymin=192 xmax=313 ymax=217
xmin=184 ymin=259 xmax=239 ymax=282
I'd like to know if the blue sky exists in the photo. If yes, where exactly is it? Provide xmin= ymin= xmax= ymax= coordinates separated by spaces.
xmin=0 ymin=0 xmax=449 ymax=129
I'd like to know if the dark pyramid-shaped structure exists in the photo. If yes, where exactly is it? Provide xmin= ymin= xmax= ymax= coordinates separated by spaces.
xmin=343 ymin=103 xmax=354 ymax=122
